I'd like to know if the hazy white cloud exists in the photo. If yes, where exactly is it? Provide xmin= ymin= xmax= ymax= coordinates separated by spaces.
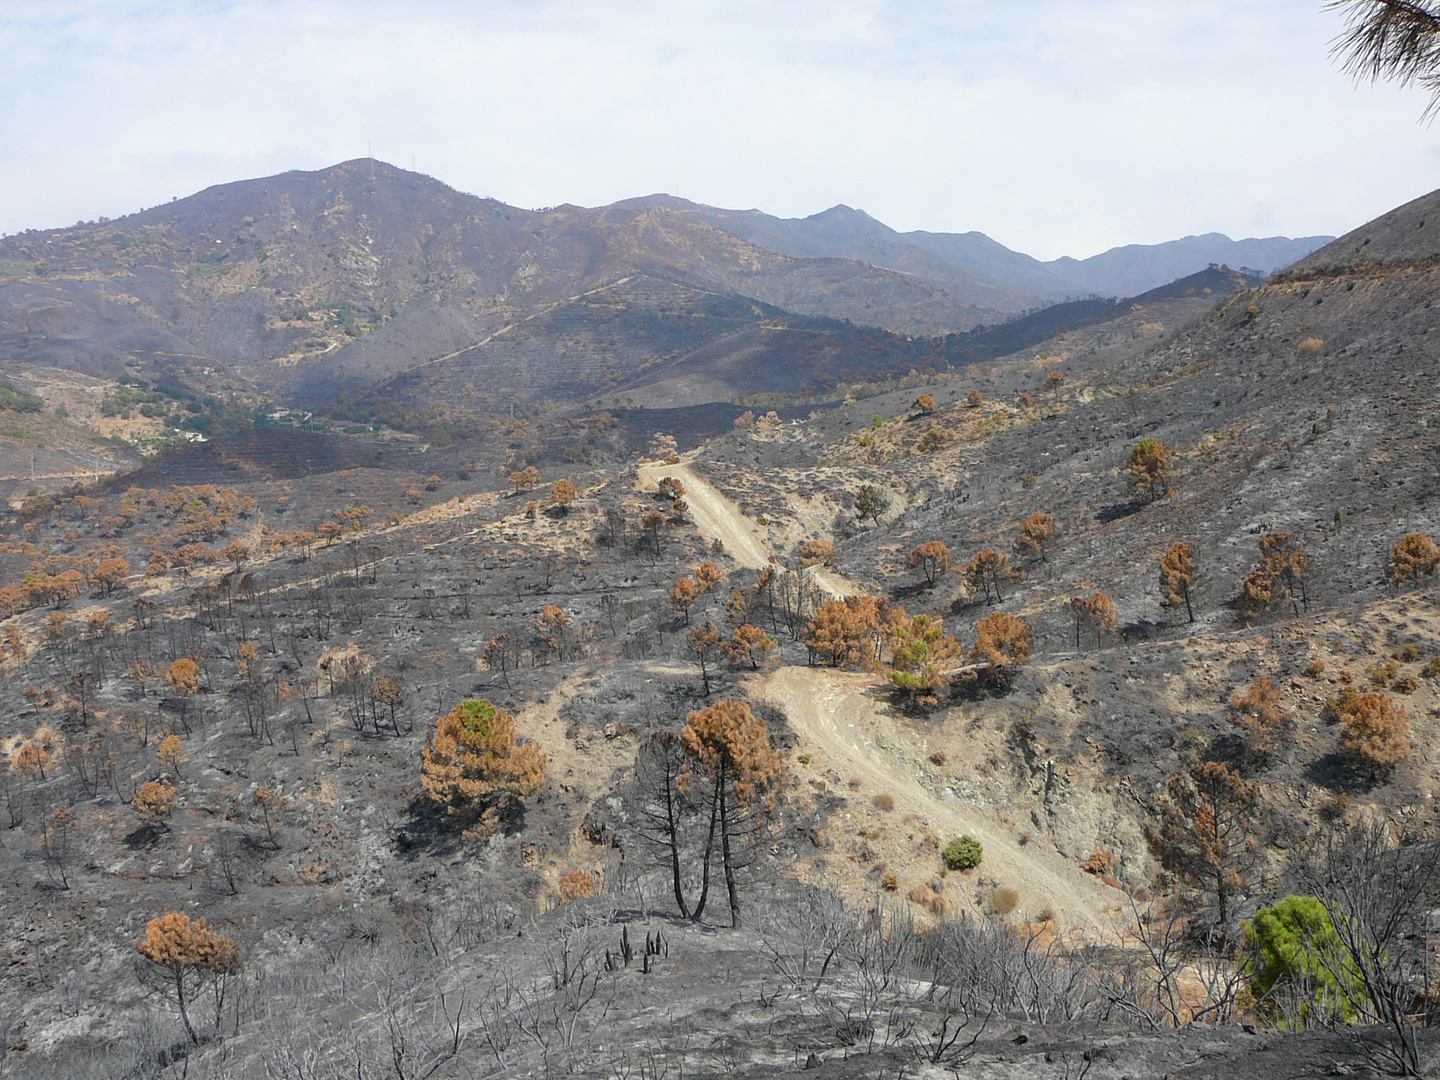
xmin=1 ymin=0 xmax=1436 ymax=258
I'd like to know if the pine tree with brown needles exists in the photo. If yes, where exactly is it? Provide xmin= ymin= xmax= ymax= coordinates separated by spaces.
xmin=536 ymin=605 xmax=569 ymax=663
xmin=965 ymin=547 xmax=1016 ymax=604
xmin=680 ymin=700 xmax=787 ymax=928
xmin=1386 ymin=532 xmax=1439 ymax=589
xmin=420 ymin=699 xmax=546 ymax=835
xmin=907 ymin=540 xmax=952 ymax=587
xmin=969 ymin=611 xmax=1032 ymax=687
xmin=1229 ymin=677 xmax=1292 ymax=767
xmin=1126 ymin=437 xmax=1171 ymax=502
xmin=798 ymin=539 xmax=834 ymax=567
xmin=132 ymin=780 xmax=177 ymax=828
xmin=806 ymin=595 xmax=888 ymax=668
xmin=1014 ymin=512 xmax=1055 ymax=564
xmin=1068 ymin=592 xmax=1118 ymax=650
xmin=1337 ymin=691 xmax=1411 ymax=779
xmin=695 ymin=561 xmax=724 ymax=592
xmin=550 ymin=478 xmax=577 ymax=513
xmin=1145 ymin=761 xmax=1260 ymax=931
xmin=723 ymin=623 xmax=776 ymax=670
xmin=1159 ymin=540 xmax=1196 ymax=622
xmin=670 ymin=577 xmax=701 ymax=625
xmin=135 ymin=913 xmax=242 ymax=1044
xmin=1237 ymin=531 xmax=1311 ymax=621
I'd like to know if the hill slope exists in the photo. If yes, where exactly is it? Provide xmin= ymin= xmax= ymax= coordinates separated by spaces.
xmin=0 ymin=162 xmax=1331 ymax=428
xmin=0 ymin=186 xmax=1433 ymax=1080
xmin=0 ymin=162 xmax=1000 ymax=410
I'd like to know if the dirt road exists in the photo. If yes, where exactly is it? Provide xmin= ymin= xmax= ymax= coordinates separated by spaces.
xmin=637 ymin=461 xmax=772 ymax=569
xmin=636 ymin=460 xmax=862 ymax=600
xmin=759 ymin=667 xmax=1119 ymax=930
xmin=639 ymin=459 xmax=1114 ymax=926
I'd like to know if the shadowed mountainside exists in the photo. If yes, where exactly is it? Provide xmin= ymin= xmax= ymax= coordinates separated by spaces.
xmin=0 ymin=161 xmax=1329 ymax=423
xmin=0 ymin=162 xmax=1002 ymax=409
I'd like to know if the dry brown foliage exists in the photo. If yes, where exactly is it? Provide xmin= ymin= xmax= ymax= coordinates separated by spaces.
xmin=1014 ymin=512 xmax=1055 ymax=563
xmin=970 ymin=610 xmax=1032 ymax=684
xmin=10 ymin=741 xmax=51 ymax=780
xmin=134 ymin=912 xmax=241 ymax=1044
xmin=550 ymin=479 xmax=577 ymax=508
xmin=669 ymin=577 xmax=701 ymax=623
xmin=1144 ymin=760 xmax=1260 ymax=928
xmin=1158 ymin=540 xmax=1196 ymax=622
xmin=798 ymin=538 xmax=834 ymax=567
xmin=907 ymin=540 xmax=951 ymax=586
xmin=916 ymin=427 xmax=948 ymax=453
xmin=165 ymin=658 xmax=200 ymax=696
xmin=723 ymin=623 xmax=776 ymax=670
xmin=1067 ymin=592 xmax=1118 ymax=649
xmin=1237 ymin=531 xmax=1311 ymax=621
xmin=132 ymin=780 xmax=177 ymax=824
xmin=964 ymin=547 xmax=1016 ymax=604
xmin=1337 ymin=690 xmax=1411 ymax=775
xmin=1386 ymin=532 xmax=1440 ymax=586
xmin=509 ymin=465 xmax=541 ymax=491
xmin=694 ymin=561 xmax=723 ymax=592
xmin=807 ymin=595 xmax=889 ymax=668
xmin=157 ymin=734 xmax=187 ymax=776
xmin=1125 ymin=437 xmax=1170 ymax=502
xmin=420 ymin=699 xmax=547 ymax=835
xmin=1229 ymin=677 xmax=1291 ymax=763
xmin=557 ymin=869 xmax=599 ymax=904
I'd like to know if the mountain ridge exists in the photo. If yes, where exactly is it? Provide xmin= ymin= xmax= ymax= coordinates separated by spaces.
xmin=0 ymin=159 xmax=1336 ymax=421
xmin=614 ymin=192 xmax=1332 ymax=300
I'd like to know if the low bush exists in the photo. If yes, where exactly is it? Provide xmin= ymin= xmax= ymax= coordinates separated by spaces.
xmin=943 ymin=834 xmax=983 ymax=871
xmin=988 ymin=887 xmax=1019 ymax=915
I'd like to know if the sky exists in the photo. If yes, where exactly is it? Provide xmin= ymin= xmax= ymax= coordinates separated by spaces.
xmin=1 ymin=0 xmax=1437 ymax=260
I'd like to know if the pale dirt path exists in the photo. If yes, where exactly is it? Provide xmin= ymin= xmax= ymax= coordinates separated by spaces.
xmin=410 ymin=276 xmax=636 ymax=373
xmin=636 ymin=460 xmax=862 ymax=600
xmin=809 ymin=565 xmax=861 ymax=599
xmin=637 ymin=461 xmax=771 ymax=569
xmin=756 ymin=667 xmax=1121 ymax=931
xmin=638 ymin=460 xmax=1114 ymax=926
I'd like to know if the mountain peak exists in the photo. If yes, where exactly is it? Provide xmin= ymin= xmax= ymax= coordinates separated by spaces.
xmin=808 ymin=203 xmax=874 ymax=223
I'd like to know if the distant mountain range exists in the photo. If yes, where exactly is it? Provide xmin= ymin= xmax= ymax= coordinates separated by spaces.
xmin=0 ymin=160 xmax=1333 ymax=414
xmin=616 ymin=194 xmax=1330 ymax=304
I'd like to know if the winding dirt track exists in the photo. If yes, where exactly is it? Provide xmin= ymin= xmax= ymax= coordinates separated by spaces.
xmin=636 ymin=460 xmax=861 ymax=600
xmin=758 ymin=668 xmax=1117 ymax=929
xmin=636 ymin=461 xmax=771 ymax=569
xmin=638 ymin=458 xmax=1118 ymax=927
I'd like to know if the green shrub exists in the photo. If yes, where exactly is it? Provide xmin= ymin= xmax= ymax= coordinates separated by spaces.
xmin=0 ymin=379 xmax=44 ymax=413
xmin=943 ymin=835 xmax=983 ymax=871
xmin=1242 ymin=894 xmax=1359 ymax=1027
